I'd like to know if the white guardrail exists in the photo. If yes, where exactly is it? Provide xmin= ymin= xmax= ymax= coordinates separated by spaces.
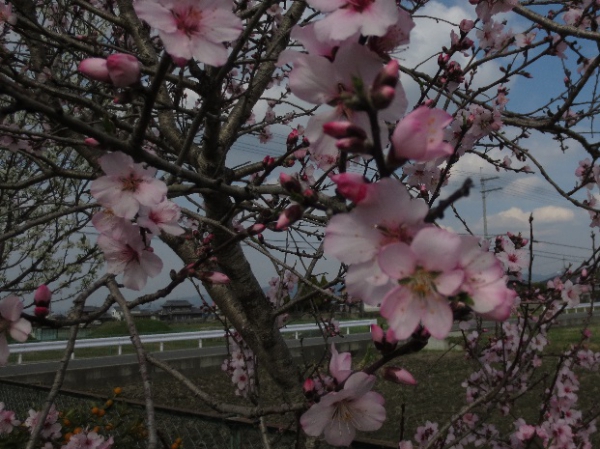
xmin=7 ymin=319 xmax=377 ymax=365
xmin=564 ymin=302 xmax=600 ymax=314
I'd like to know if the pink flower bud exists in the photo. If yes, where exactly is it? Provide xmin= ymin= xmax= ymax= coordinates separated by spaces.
xmin=275 ymin=204 xmax=304 ymax=230
xmin=373 ymin=59 xmax=399 ymax=91
xmin=279 ymin=173 xmax=302 ymax=194
xmin=330 ymin=173 xmax=370 ymax=203
xmin=34 ymin=307 xmax=50 ymax=318
xmin=336 ymin=137 xmax=368 ymax=154
xmin=84 ymin=137 xmax=100 ymax=146
xmin=459 ymin=19 xmax=475 ymax=33
xmin=247 ymin=223 xmax=266 ymax=235
xmin=287 ymin=129 xmax=299 ymax=146
xmin=303 ymin=378 xmax=315 ymax=394
xmin=106 ymin=54 xmax=141 ymax=87
xmin=322 ymin=122 xmax=367 ymax=140
xmin=34 ymin=285 xmax=52 ymax=307
xmin=199 ymin=271 xmax=230 ymax=284
xmin=371 ymin=324 xmax=384 ymax=344
xmin=383 ymin=367 xmax=417 ymax=385
xmin=371 ymin=85 xmax=396 ymax=110
xmin=78 ymin=58 xmax=111 ymax=83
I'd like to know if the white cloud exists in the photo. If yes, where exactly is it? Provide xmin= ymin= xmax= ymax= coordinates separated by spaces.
xmin=489 ymin=205 xmax=574 ymax=227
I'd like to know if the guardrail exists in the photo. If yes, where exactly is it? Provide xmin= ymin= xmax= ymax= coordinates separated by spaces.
xmin=7 ymin=319 xmax=377 ymax=365
xmin=564 ymin=302 xmax=600 ymax=314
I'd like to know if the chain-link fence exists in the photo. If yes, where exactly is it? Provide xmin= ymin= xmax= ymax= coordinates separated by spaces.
xmin=0 ymin=380 xmax=395 ymax=449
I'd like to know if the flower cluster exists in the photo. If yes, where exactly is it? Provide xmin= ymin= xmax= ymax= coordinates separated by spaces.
xmin=221 ymin=332 xmax=256 ymax=397
xmin=324 ymin=176 xmax=516 ymax=340
xmin=90 ymin=151 xmax=186 ymax=290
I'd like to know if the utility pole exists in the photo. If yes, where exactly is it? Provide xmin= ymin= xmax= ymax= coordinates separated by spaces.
xmin=480 ymin=168 xmax=502 ymax=240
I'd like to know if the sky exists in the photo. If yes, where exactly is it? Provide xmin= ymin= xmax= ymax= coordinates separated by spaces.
xmin=50 ymin=0 xmax=600 ymax=312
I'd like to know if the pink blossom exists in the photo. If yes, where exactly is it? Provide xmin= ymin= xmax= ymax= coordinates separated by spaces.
xmin=390 ymin=107 xmax=454 ymax=163
xmin=475 ymin=0 xmax=518 ymax=22
xmin=97 ymin=223 xmax=163 ymax=290
xmin=137 ymin=200 xmax=185 ymax=236
xmin=90 ymin=152 xmax=167 ymax=220
xmin=133 ymin=0 xmax=243 ymax=67
xmin=63 ymin=430 xmax=113 ymax=449
xmin=197 ymin=271 xmax=231 ymax=285
xmin=0 ymin=295 xmax=32 ymax=365
xmin=324 ymin=178 xmax=428 ymax=306
xmin=367 ymin=9 xmax=415 ymax=56
xmin=0 ymin=402 xmax=19 ymax=435
xmin=307 ymin=0 xmax=398 ymax=41
xmin=562 ymin=280 xmax=583 ymax=307
xmin=25 ymin=405 xmax=61 ymax=439
xmin=496 ymin=238 xmax=528 ymax=273
xmin=289 ymin=43 xmax=407 ymax=169
xmin=457 ymin=236 xmax=516 ymax=319
xmin=300 ymin=372 xmax=386 ymax=446
xmin=378 ymin=228 xmax=465 ymax=340
xmin=329 ymin=344 xmax=352 ymax=383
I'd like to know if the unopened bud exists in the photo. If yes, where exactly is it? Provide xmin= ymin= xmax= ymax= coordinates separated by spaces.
xmin=372 ymin=59 xmax=399 ymax=90
xmin=279 ymin=173 xmax=302 ymax=194
xmin=275 ymin=204 xmax=303 ymax=230
xmin=383 ymin=367 xmax=418 ymax=386
xmin=322 ymin=122 xmax=367 ymax=140
xmin=370 ymin=85 xmax=396 ymax=110
xmin=34 ymin=285 xmax=52 ymax=307
xmin=247 ymin=223 xmax=266 ymax=236
xmin=336 ymin=137 xmax=369 ymax=154
xmin=198 ymin=271 xmax=231 ymax=284
xmin=84 ymin=138 xmax=100 ymax=147
xmin=35 ymin=307 xmax=50 ymax=318
xmin=330 ymin=173 xmax=369 ymax=203
xmin=459 ymin=19 xmax=475 ymax=33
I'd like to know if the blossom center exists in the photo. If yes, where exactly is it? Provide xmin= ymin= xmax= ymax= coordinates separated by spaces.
xmin=120 ymin=174 xmax=142 ymax=192
xmin=173 ymin=7 xmax=202 ymax=36
xmin=409 ymin=269 xmax=436 ymax=298
xmin=346 ymin=0 xmax=375 ymax=13
xmin=333 ymin=401 xmax=354 ymax=423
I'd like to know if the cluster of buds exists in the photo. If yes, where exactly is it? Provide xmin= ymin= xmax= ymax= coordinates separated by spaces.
xmin=369 ymin=59 xmax=400 ymax=110
xmin=221 ymin=332 xmax=256 ymax=397
xmin=371 ymin=324 xmax=398 ymax=354
xmin=322 ymin=121 xmax=370 ymax=154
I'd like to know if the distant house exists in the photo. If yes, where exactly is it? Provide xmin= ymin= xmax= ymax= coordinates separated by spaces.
xmin=80 ymin=306 xmax=112 ymax=324
xmin=158 ymin=300 xmax=205 ymax=321
xmin=111 ymin=305 xmax=155 ymax=321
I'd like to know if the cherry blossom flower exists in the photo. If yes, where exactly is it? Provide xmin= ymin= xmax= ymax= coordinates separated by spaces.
xmin=562 ymin=280 xmax=584 ymax=307
xmin=324 ymin=178 xmax=428 ymax=306
xmin=137 ymin=200 xmax=185 ymax=236
xmin=97 ymin=223 xmax=163 ymax=290
xmin=496 ymin=238 xmax=528 ymax=273
xmin=307 ymin=0 xmax=398 ymax=41
xmin=330 ymin=344 xmax=352 ymax=383
xmin=133 ymin=0 xmax=243 ymax=67
xmin=390 ymin=106 xmax=454 ymax=163
xmin=367 ymin=9 xmax=415 ymax=56
xmin=300 ymin=372 xmax=386 ymax=446
xmin=90 ymin=152 xmax=167 ymax=220
xmin=457 ymin=236 xmax=517 ymax=320
xmin=378 ymin=228 xmax=464 ymax=339
xmin=0 ymin=295 xmax=32 ymax=365
xmin=0 ymin=403 xmax=19 ymax=435
xmin=475 ymin=0 xmax=518 ymax=22
xmin=25 ymin=405 xmax=61 ymax=439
